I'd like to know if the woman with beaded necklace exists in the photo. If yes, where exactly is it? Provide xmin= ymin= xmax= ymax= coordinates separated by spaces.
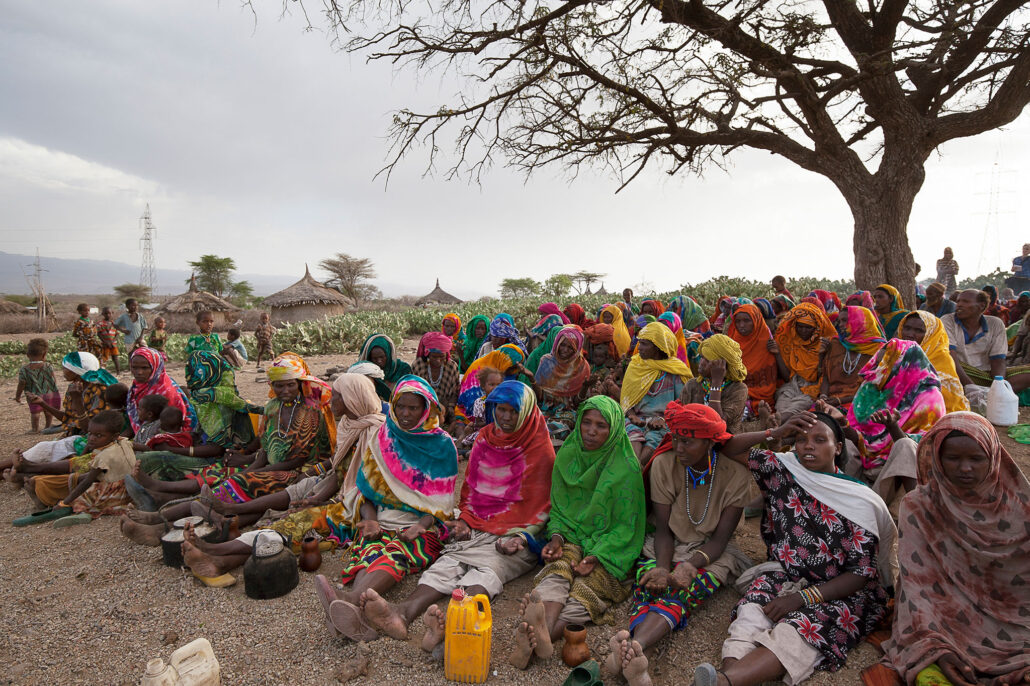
xmin=610 ymin=402 xmax=754 ymax=686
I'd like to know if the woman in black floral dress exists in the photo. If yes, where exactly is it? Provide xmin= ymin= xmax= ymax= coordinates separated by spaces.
xmin=691 ymin=411 xmax=897 ymax=686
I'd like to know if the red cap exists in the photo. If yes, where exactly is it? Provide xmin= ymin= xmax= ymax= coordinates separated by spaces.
xmin=451 ymin=589 xmax=466 ymax=601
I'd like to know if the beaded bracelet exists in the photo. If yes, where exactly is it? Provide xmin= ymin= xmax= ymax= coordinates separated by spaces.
xmin=799 ymin=586 xmax=824 ymax=606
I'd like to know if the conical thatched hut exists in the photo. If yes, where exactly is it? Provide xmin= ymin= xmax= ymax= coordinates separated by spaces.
xmin=414 ymin=279 xmax=463 ymax=307
xmin=264 ymin=266 xmax=354 ymax=324
xmin=0 ymin=299 xmax=29 ymax=314
xmin=595 ymin=282 xmax=609 ymax=296
xmin=157 ymin=276 xmax=241 ymax=325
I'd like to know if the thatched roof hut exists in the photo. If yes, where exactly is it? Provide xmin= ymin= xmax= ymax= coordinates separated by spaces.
xmin=0 ymin=299 xmax=29 ymax=314
xmin=414 ymin=279 xmax=463 ymax=306
xmin=595 ymin=282 xmax=609 ymax=296
xmin=264 ymin=266 xmax=354 ymax=324
xmin=157 ymin=276 xmax=240 ymax=323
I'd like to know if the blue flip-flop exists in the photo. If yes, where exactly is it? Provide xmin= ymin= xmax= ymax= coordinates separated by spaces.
xmin=13 ymin=506 xmax=73 ymax=527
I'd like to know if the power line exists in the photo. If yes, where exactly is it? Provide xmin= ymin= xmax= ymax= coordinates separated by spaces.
xmin=139 ymin=204 xmax=158 ymax=294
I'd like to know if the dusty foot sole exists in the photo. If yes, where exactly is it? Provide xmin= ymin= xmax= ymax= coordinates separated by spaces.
xmin=421 ymin=605 xmax=445 ymax=653
xmin=509 ymin=622 xmax=535 ymax=670
xmin=360 ymin=589 xmax=409 ymax=641
xmin=523 ymin=592 xmax=553 ymax=658
xmin=606 ymin=629 xmax=630 ymax=677
xmin=623 ymin=641 xmax=652 ymax=686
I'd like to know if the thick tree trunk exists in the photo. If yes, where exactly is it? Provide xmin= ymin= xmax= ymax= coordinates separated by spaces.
xmin=838 ymin=165 xmax=925 ymax=310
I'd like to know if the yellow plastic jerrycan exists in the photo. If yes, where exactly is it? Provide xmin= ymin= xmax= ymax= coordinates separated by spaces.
xmin=444 ymin=589 xmax=492 ymax=683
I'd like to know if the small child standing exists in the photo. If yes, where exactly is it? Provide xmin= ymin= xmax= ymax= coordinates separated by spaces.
xmin=15 ymin=338 xmax=60 ymax=433
xmin=146 ymin=406 xmax=194 ymax=451
xmin=96 ymin=307 xmax=121 ymax=373
xmin=72 ymin=303 xmax=101 ymax=356
xmin=148 ymin=316 xmax=169 ymax=361
xmin=185 ymin=310 xmax=223 ymax=356
xmin=254 ymin=312 xmax=276 ymax=370
xmin=223 ymin=328 xmax=248 ymax=368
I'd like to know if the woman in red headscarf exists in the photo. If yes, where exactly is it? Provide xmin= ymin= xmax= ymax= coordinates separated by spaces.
xmin=563 ymin=303 xmax=594 ymax=329
xmin=413 ymin=332 xmax=460 ymax=424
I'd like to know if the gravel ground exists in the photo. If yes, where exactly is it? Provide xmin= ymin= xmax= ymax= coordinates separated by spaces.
xmin=2 ymin=344 xmax=1027 ymax=686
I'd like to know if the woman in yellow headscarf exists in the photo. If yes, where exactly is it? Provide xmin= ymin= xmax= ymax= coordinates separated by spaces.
xmin=620 ymin=323 xmax=693 ymax=462
xmin=899 ymin=311 xmax=970 ymax=412
xmin=873 ymin=284 xmax=910 ymax=338
xmin=680 ymin=334 xmax=749 ymax=433
xmin=599 ymin=304 xmax=632 ymax=357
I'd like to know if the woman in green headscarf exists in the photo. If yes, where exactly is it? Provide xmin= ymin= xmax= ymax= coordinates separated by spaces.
xmin=520 ymin=325 xmax=561 ymax=384
xmin=358 ymin=334 xmax=412 ymax=398
xmin=509 ymin=395 xmax=646 ymax=670
xmin=461 ymin=315 xmax=491 ymax=373
xmin=872 ymin=284 xmax=910 ymax=339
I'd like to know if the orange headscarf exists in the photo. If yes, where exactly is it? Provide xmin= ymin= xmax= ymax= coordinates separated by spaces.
xmin=774 ymin=302 xmax=837 ymax=397
xmin=726 ymin=304 xmax=780 ymax=404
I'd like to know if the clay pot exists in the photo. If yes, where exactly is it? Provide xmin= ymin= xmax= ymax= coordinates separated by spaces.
xmin=299 ymin=534 xmax=322 ymax=572
xmin=561 ymin=624 xmax=590 ymax=667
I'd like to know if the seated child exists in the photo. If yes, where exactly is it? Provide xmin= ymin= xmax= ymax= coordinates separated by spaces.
xmin=103 ymin=383 xmax=131 ymax=436
xmin=148 ymin=316 xmax=169 ymax=360
xmin=18 ymin=410 xmax=137 ymax=523
xmin=223 ymin=328 xmax=248 ymax=368
xmin=455 ymin=367 xmax=504 ymax=450
xmin=132 ymin=394 xmax=170 ymax=449
xmin=146 ymin=406 xmax=194 ymax=451
xmin=15 ymin=338 xmax=60 ymax=433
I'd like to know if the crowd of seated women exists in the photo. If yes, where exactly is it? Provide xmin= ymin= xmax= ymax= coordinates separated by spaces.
xmin=7 ymin=285 xmax=1028 ymax=686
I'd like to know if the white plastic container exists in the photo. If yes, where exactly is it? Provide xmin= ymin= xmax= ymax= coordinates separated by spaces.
xmin=141 ymin=659 xmax=178 ymax=686
xmin=986 ymin=377 xmax=1019 ymax=426
xmin=169 ymin=638 xmax=220 ymax=686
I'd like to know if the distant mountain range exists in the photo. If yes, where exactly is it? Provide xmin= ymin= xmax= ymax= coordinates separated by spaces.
xmin=0 ymin=252 xmax=484 ymax=300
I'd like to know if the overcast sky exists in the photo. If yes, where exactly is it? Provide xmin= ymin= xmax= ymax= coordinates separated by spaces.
xmin=1 ymin=1 xmax=1028 ymax=299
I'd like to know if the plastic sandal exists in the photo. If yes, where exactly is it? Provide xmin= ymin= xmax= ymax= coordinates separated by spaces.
xmin=694 ymin=663 xmax=719 ymax=686
xmin=192 ymin=571 xmax=237 ymax=588
xmin=13 ymin=506 xmax=72 ymax=527
xmin=562 ymin=660 xmax=601 ymax=686
xmin=52 ymin=513 xmax=93 ymax=528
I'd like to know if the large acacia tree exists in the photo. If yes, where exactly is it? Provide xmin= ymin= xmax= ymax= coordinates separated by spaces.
xmin=287 ymin=0 xmax=1030 ymax=302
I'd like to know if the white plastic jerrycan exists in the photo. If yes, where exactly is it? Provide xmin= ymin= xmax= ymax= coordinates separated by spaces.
xmin=986 ymin=376 xmax=1019 ymax=426
xmin=141 ymin=638 xmax=220 ymax=686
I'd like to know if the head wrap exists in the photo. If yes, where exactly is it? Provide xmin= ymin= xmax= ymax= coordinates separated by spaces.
xmin=620 ymin=322 xmax=693 ymax=410
xmin=417 ymin=331 xmax=454 ymax=359
xmin=807 ymin=290 xmax=842 ymax=321
xmin=599 ymin=304 xmax=632 ymax=356
xmin=836 ymin=306 xmax=887 ymax=355
xmin=874 ymin=284 xmax=910 ymax=338
xmin=460 ymin=380 xmax=554 ymax=536
xmin=530 ymin=313 xmax=565 ymax=338
xmin=61 ymin=351 xmax=117 ymax=387
xmin=523 ymin=325 xmax=561 ymax=381
xmin=455 ymin=344 xmax=526 ymax=423
xmin=358 ymin=334 xmax=412 ymax=384
xmin=268 ymin=352 xmax=336 ymax=446
xmin=697 ymin=334 xmax=747 ymax=383
xmin=127 ymin=347 xmax=197 ymax=433
xmin=640 ymin=299 xmax=665 ymax=316
xmin=535 ymin=325 xmax=591 ymax=398
xmin=442 ymin=313 xmax=463 ymax=341
xmin=847 ymin=339 xmax=945 ymax=469
xmin=331 ymin=373 xmax=386 ymax=492
xmin=774 ymin=301 xmax=838 ymax=396
xmin=583 ymin=324 xmax=619 ymax=363
xmin=726 ymin=304 xmax=780 ymax=404
xmin=548 ymin=395 xmax=645 ymax=580
xmin=845 ymin=290 xmax=875 ymax=310
xmin=347 ymin=361 xmax=385 ymax=379
xmin=883 ymin=412 xmax=1030 ymax=683
xmin=563 ymin=303 xmax=590 ymax=328
xmin=352 ymin=375 xmax=458 ymax=521
xmin=753 ymin=298 xmax=775 ymax=321
xmin=461 ymin=315 xmax=492 ymax=370
xmin=668 ymin=295 xmax=710 ymax=332
xmin=770 ymin=294 xmax=795 ymax=314
xmin=488 ymin=316 xmax=526 ymax=352
xmin=898 ymin=311 xmax=969 ymax=412
xmin=657 ymin=312 xmax=689 ymax=364
xmin=538 ymin=302 xmax=571 ymax=325
xmin=663 ymin=401 xmax=732 ymax=442
xmin=924 ymin=283 xmax=946 ymax=299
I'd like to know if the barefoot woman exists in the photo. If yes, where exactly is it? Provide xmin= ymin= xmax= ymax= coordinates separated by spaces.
xmin=509 ymin=395 xmax=645 ymax=670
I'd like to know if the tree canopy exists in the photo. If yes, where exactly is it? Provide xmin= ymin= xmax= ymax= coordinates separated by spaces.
xmin=113 ymin=283 xmax=151 ymax=302
xmin=283 ymin=0 xmax=1030 ymax=307
xmin=188 ymin=255 xmax=237 ymax=298
xmin=500 ymin=277 xmax=542 ymax=298
xmin=319 ymin=253 xmax=380 ymax=303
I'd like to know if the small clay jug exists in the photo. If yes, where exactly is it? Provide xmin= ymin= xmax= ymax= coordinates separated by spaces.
xmin=561 ymin=624 xmax=590 ymax=667
xmin=299 ymin=534 xmax=322 ymax=572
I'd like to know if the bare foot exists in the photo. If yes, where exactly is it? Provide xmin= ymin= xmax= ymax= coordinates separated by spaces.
xmin=182 ymin=522 xmax=217 ymax=554
xmin=359 ymin=589 xmax=408 ymax=640
xmin=182 ymin=536 xmax=222 ymax=577
xmin=120 ymin=516 xmax=163 ymax=546
xmin=190 ymin=499 xmax=226 ymax=530
xmin=622 ymin=640 xmax=652 ymax=686
xmin=199 ymin=484 xmax=229 ymax=514
xmin=521 ymin=591 xmax=553 ymax=658
xmin=509 ymin=621 xmax=537 ymax=670
xmin=420 ymin=605 xmax=446 ymax=653
xmin=132 ymin=462 xmax=160 ymax=490
xmin=606 ymin=629 xmax=630 ymax=677
xmin=125 ymin=507 xmax=163 ymax=525
xmin=329 ymin=600 xmax=378 ymax=642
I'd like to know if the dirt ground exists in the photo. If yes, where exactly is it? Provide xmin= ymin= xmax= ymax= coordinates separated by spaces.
xmin=1 ymin=342 xmax=1027 ymax=686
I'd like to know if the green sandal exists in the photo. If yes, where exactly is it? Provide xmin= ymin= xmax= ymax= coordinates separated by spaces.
xmin=13 ymin=506 xmax=73 ymax=527
xmin=562 ymin=660 xmax=601 ymax=686
xmin=53 ymin=513 xmax=93 ymax=528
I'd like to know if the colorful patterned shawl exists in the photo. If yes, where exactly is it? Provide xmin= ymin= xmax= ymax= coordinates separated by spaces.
xmin=883 ymin=412 xmax=1030 ymax=684
xmin=845 ymin=290 xmax=875 ymax=310
xmin=620 ymin=323 xmax=693 ymax=410
xmin=899 ymin=311 xmax=969 ymax=412
xmin=530 ymin=313 xmax=565 ymax=338
xmin=847 ymin=339 xmax=946 ymax=469
xmin=355 ymin=375 xmax=459 ymax=521
xmin=726 ymin=304 xmax=779 ymax=404
xmin=460 ymin=381 xmax=554 ymax=536
xmin=461 ymin=315 xmax=491 ymax=371
xmin=535 ymin=325 xmax=591 ymax=398
xmin=875 ymin=284 xmax=910 ymax=338
xmin=267 ymin=352 xmax=337 ymax=448
xmin=657 ymin=311 xmax=689 ymax=364
xmin=837 ymin=306 xmax=887 ymax=355
xmin=489 ymin=316 xmax=526 ymax=352
xmin=127 ymin=347 xmax=197 ymax=433
xmin=185 ymin=351 xmax=257 ymax=449
xmin=548 ymin=395 xmax=646 ymax=579
xmin=442 ymin=313 xmax=464 ymax=344
xmin=538 ymin=302 xmax=571 ymax=325
xmin=456 ymin=344 xmax=526 ymax=423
